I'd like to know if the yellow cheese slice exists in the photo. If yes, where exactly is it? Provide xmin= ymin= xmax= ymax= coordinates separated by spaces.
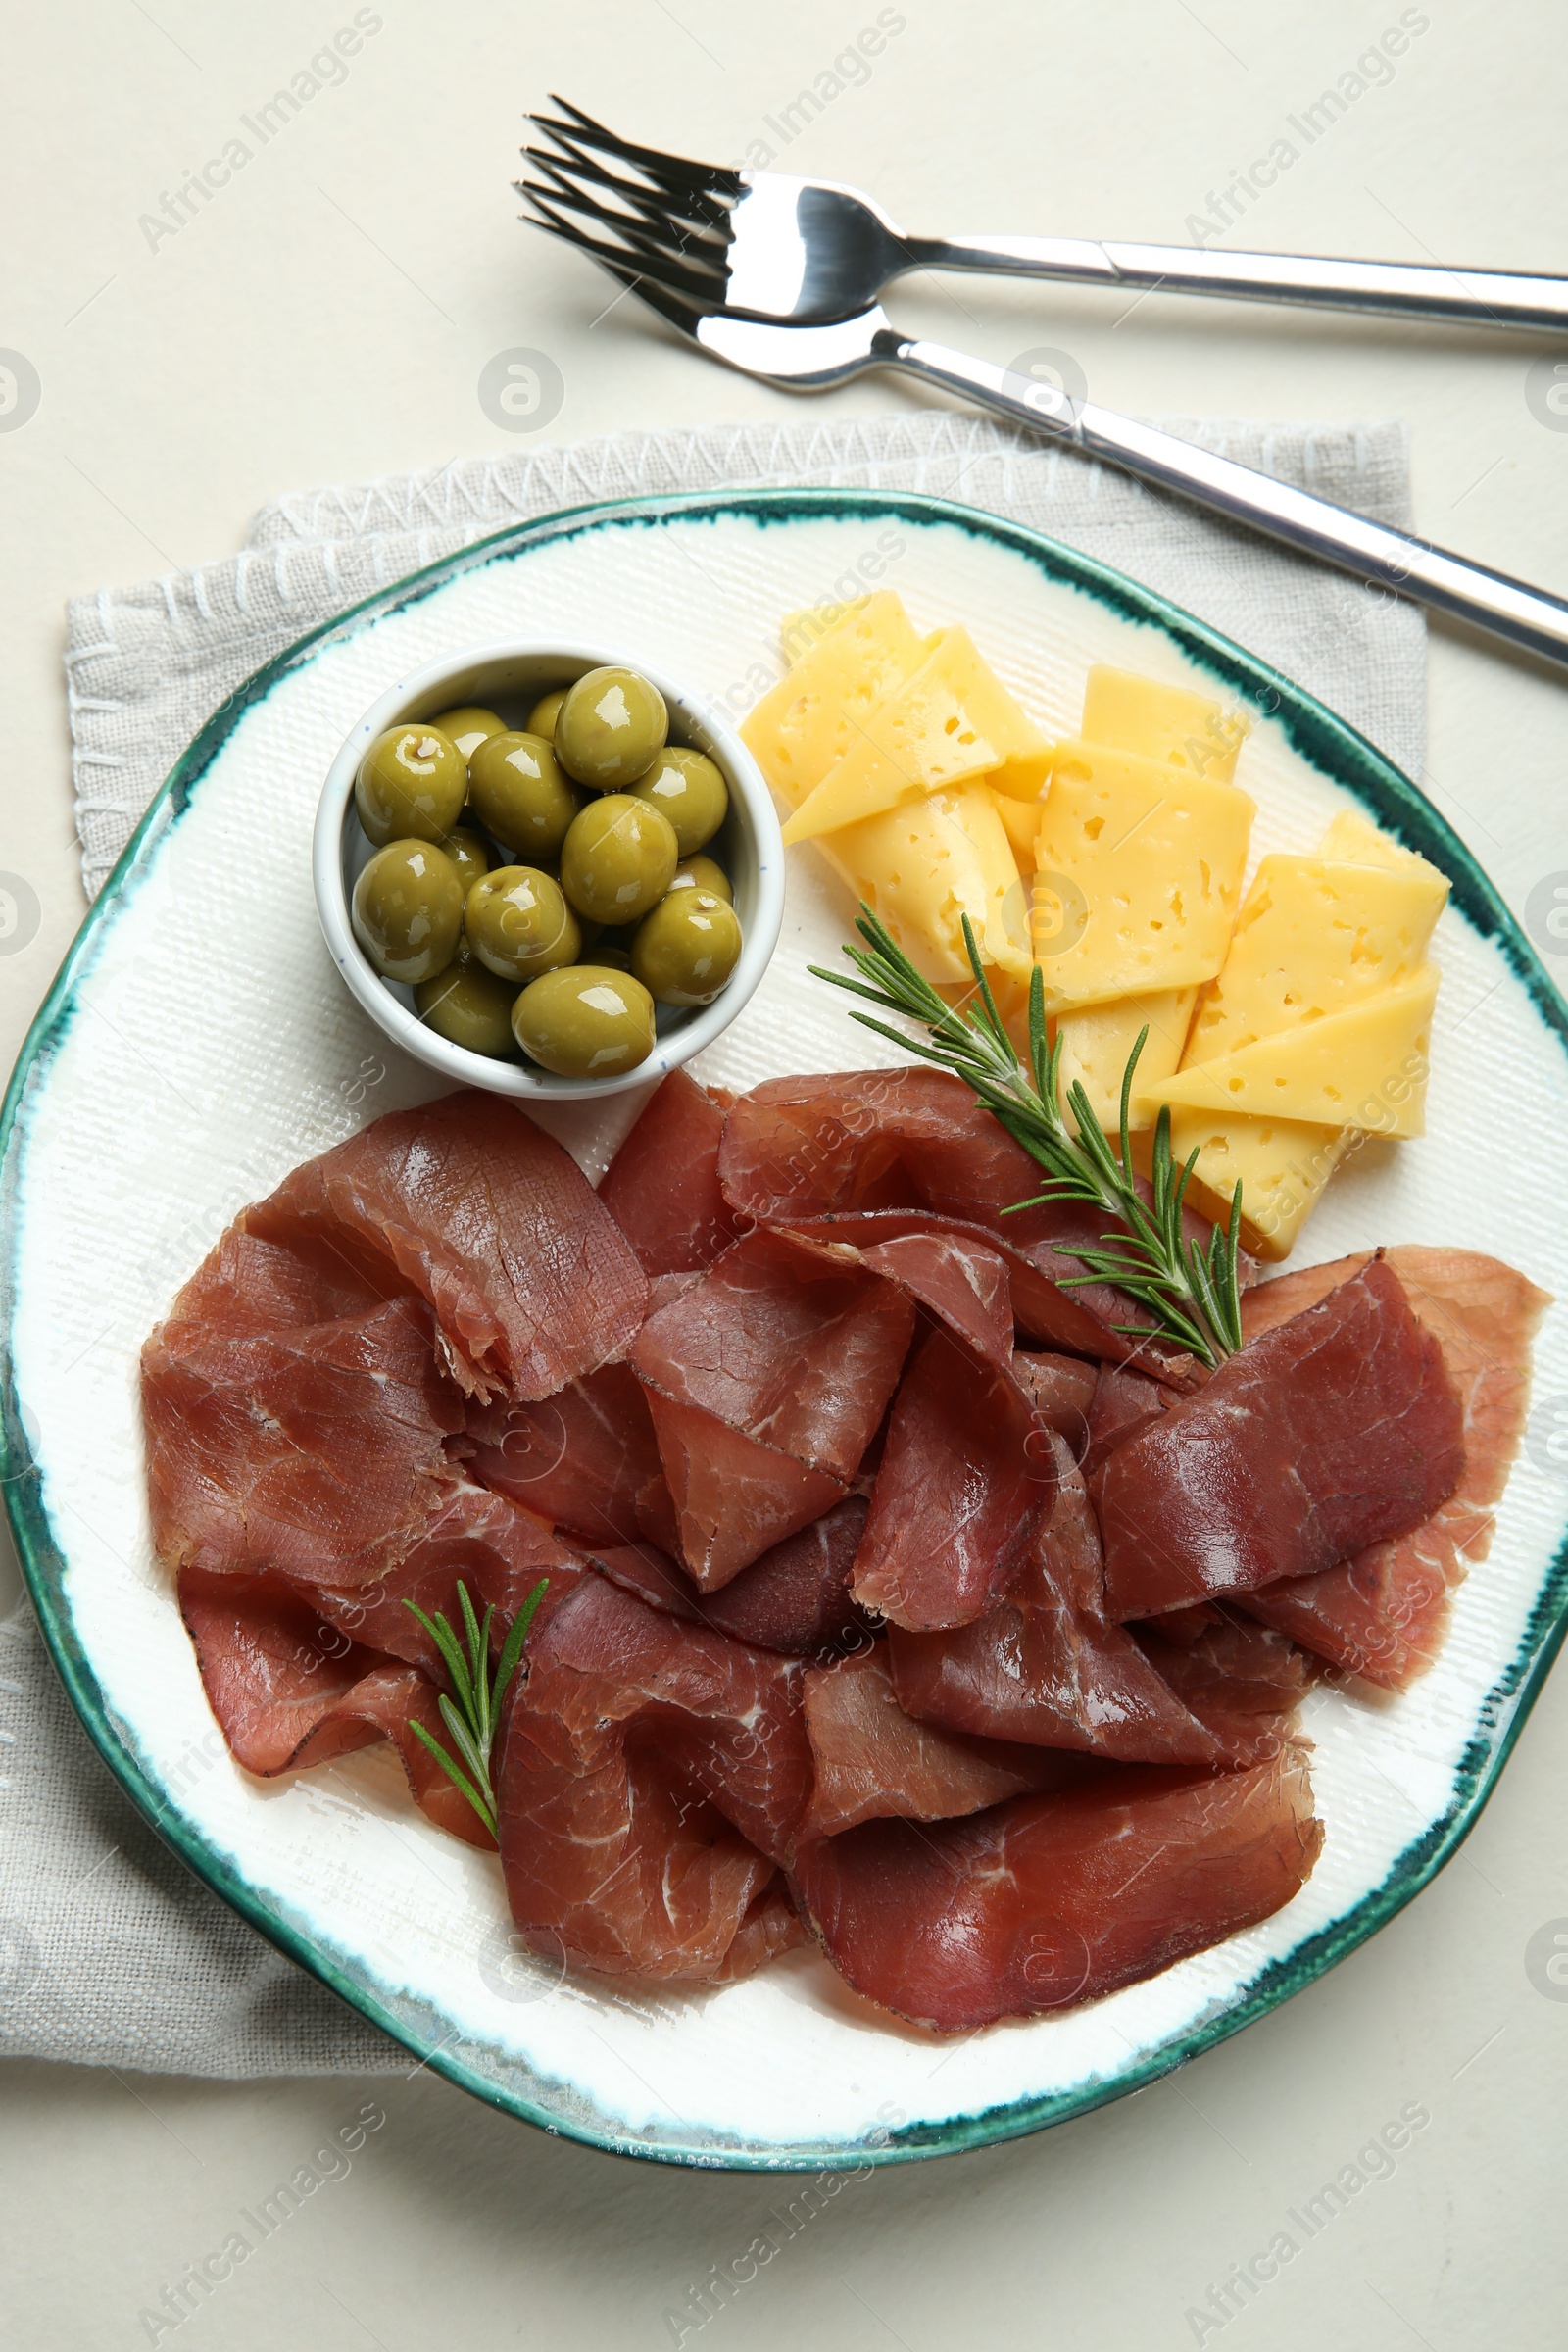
xmin=993 ymin=787 xmax=1044 ymax=881
xmin=1162 ymin=1108 xmax=1353 ymax=1262
xmin=1185 ymin=852 xmax=1448 ymax=1063
xmin=1081 ymin=666 xmax=1250 ymax=784
xmin=1030 ymin=740 xmax=1255 ymax=1011
xmin=741 ymin=591 xmax=926 ymax=810
xmin=815 ymin=782 xmax=1033 ymax=988
xmin=1315 ymin=807 xmax=1437 ymax=875
xmin=1054 ymin=990 xmax=1199 ymax=1133
xmin=1147 ymin=966 xmax=1439 ymax=1135
xmin=779 ymin=597 xmax=869 ymax=663
xmin=781 ymin=628 xmax=1051 ymax=845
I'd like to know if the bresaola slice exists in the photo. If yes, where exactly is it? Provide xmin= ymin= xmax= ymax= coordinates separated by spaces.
xmin=800 ymin=1647 xmax=1099 ymax=1840
xmin=143 ymin=1292 xmax=464 ymax=1586
xmin=465 ymin=1361 xmax=662 ymax=1549
xmin=598 ymin=1069 xmax=741 ymax=1276
xmin=1097 ymin=1257 xmax=1465 ymax=1621
xmin=791 ymin=1743 xmax=1324 ymax=2034
xmin=639 ymin=1391 xmax=849 ymax=1590
xmin=498 ymin=1575 xmax=812 ymax=1980
xmin=1236 ymin=1247 xmax=1548 ymax=1686
xmin=887 ymin=1440 xmax=1294 ymax=1767
xmin=718 ymin=1069 xmax=1229 ymax=1375
xmin=178 ymin=1566 xmax=494 ymax=1849
xmin=853 ymin=1324 xmax=1056 ymax=1630
xmin=631 ymin=1228 xmax=915 ymax=1481
xmin=245 ymin=1089 xmax=647 ymax=1401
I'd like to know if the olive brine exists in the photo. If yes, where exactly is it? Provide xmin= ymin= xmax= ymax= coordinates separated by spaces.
xmin=350 ymin=667 xmax=743 ymax=1078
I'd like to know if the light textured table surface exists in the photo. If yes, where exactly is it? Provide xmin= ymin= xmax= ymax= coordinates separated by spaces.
xmin=3 ymin=3 xmax=1567 ymax=2346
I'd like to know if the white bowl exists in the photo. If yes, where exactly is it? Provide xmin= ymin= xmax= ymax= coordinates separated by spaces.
xmin=313 ymin=640 xmax=784 ymax=1099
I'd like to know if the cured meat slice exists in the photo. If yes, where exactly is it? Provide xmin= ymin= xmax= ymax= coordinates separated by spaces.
xmin=698 ymin=1497 xmax=874 ymax=1657
xmin=465 ymin=1362 xmax=662 ymax=1549
xmin=773 ymin=1208 xmax=1142 ymax=1365
xmin=178 ymin=1566 xmax=493 ymax=1848
xmin=143 ymin=1293 xmax=463 ymax=1586
xmin=1012 ymin=1351 xmax=1098 ymax=1455
xmin=887 ymin=1442 xmax=1288 ymax=1766
xmin=630 ymin=1229 xmax=915 ymax=1480
xmin=714 ymin=1881 xmax=809 ymax=1979
xmin=598 ymin=1070 xmax=741 ymax=1276
xmin=639 ymin=1390 xmax=849 ymax=1590
xmin=500 ymin=1732 xmax=776 ymax=1983
xmin=1081 ymin=1363 xmax=1170 ymax=1480
xmin=783 ymin=1225 xmax=1016 ymax=1372
xmin=1238 ymin=1247 xmax=1548 ymax=1686
xmin=792 ymin=1743 xmax=1323 ymax=2033
xmin=498 ymin=1576 xmax=811 ymax=1980
xmin=853 ymin=1325 xmax=1056 ymax=1630
xmin=588 ymin=1538 xmax=705 ymax=1622
xmin=245 ymin=1089 xmax=647 ymax=1401
xmin=155 ymin=1224 xmax=403 ymax=1341
xmin=300 ymin=1483 xmax=585 ymax=1669
xmin=514 ymin=1575 xmax=814 ymax=1865
xmin=718 ymin=1069 xmax=1227 ymax=1374
xmin=800 ymin=1646 xmax=1097 ymax=1839
xmin=1134 ymin=1609 xmax=1313 ymax=1764
xmin=1098 ymin=1257 xmax=1465 ymax=1620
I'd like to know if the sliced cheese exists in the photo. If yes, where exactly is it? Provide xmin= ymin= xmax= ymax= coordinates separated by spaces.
xmin=782 ymin=628 xmax=1051 ymax=845
xmin=1147 ymin=966 xmax=1439 ymax=1136
xmin=1186 ymin=851 xmax=1448 ymax=1063
xmin=1081 ymin=666 xmax=1250 ymax=784
xmin=779 ymin=597 xmax=869 ymax=662
xmin=1315 ymin=807 xmax=1436 ymax=875
xmin=741 ymin=591 xmax=926 ymax=810
xmin=1030 ymin=740 xmax=1255 ymax=1011
xmin=1054 ymin=989 xmax=1199 ymax=1132
xmin=1162 ymin=1108 xmax=1353 ymax=1262
xmin=993 ymin=787 xmax=1044 ymax=880
xmin=815 ymin=782 xmax=1032 ymax=988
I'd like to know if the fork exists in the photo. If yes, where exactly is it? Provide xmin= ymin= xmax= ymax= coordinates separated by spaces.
xmin=519 ymin=107 xmax=1568 ymax=673
xmin=524 ymin=98 xmax=1568 ymax=335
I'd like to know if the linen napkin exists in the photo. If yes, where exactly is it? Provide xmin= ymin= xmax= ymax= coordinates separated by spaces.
xmin=4 ymin=410 xmax=1425 ymax=2076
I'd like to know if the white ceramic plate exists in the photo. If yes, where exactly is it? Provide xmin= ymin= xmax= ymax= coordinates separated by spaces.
xmin=5 ymin=489 xmax=1567 ymax=2170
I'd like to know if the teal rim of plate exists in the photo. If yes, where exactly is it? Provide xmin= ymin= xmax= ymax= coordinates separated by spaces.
xmin=4 ymin=484 xmax=1567 ymax=2171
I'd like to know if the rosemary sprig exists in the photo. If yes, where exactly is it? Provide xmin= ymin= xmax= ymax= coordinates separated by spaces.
xmin=808 ymin=906 xmax=1244 ymax=1367
xmin=402 ymin=1576 xmax=549 ymax=1839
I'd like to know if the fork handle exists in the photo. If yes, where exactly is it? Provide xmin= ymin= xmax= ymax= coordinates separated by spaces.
xmin=902 ymin=234 xmax=1568 ymax=334
xmin=882 ymin=331 xmax=1568 ymax=670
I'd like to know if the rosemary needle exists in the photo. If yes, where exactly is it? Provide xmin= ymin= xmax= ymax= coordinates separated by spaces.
xmin=809 ymin=906 xmax=1244 ymax=1368
xmin=402 ymin=1576 xmax=549 ymax=1840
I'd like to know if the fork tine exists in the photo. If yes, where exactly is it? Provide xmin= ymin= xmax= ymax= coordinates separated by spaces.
xmin=522 ymin=220 xmax=717 ymax=343
xmin=539 ymin=95 xmax=741 ymax=201
xmin=522 ymin=143 xmax=727 ymax=247
xmin=527 ymin=120 xmax=733 ymax=233
xmin=519 ymin=171 xmax=728 ymax=285
xmin=519 ymin=189 xmax=732 ymax=311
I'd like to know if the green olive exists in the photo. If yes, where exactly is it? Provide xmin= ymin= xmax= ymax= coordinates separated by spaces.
xmin=667 ymin=855 xmax=732 ymax=904
xmin=442 ymin=826 xmax=492 ymax=893
xmin=465 ymin=866 xmax=581 ymax=982
xmin=355 ymin=725 xmax=468 ymax=848
xmin=560 ymin=795 xmax=678 ymax=926
xmin=513 ymin=965 xmax=657 ymax=1078
xmin=352 ymin=840 xmax=465 ymax=983
xmin=526 ymin=687 xmax=568 ymax=742
xmin=428 ymin=705 xmax=506 ymax=761
xmin=466 ymin=731 xmax=582 ymax=859
xmin=628 ymin=746 xmax=729 ymax=856
xmin=555 ymin=666 xmax=668 ymax=789
xmin=631 ymin=889 xmax=743 ymax=1007
xmin=414 ymin=940 xmax=518 ymax=1057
